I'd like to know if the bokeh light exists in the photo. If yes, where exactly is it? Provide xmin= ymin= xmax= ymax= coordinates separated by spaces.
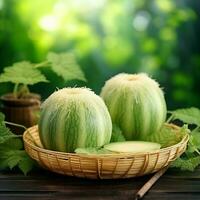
xmin=0 ymin=0 xmax=199 ymax=109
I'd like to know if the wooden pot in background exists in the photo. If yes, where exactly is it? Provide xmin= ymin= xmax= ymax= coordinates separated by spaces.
xmin=0 ymin=93 xmax=41 ymax=134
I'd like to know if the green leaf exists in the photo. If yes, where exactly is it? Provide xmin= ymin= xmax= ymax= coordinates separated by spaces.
xmin=47 ymin=52 xmax=86 ymax=82
xmin=169 ymin=107 xmax=200 ymax=126
xmin=7 ymin=152 xmax=22 ymax=169
xmin=0 ymin=150 xmax=35 ymax=174
xmin=110 ymin=124 xmax=126 ymax=142
xmin=0 ymin=116 xmax=35 ymax=175
xmin=171 ymin=156 xmax=200 ymax=171
xmin=0 ymin=61 xmax=48 ymax=85
xmin=0 ymin=137 xmax=23 ymax=150
xmin=18 ymin=153 xmax=35 ymax=175
xmin=0 ymin=123 xmax=17 ymax=144
xmin=167 ymin=107 xmax=200 ymax=171
xmin=0 ymin=112 xmax=5 ymax=123
xmin=0 ymin=113 xmax=21 ymax=145
xmin=0 ymin=150 xmax=21 ymax=169
xmin=187 ymin=131 xmax=200 ymax=153
xmin=147 ymin=124 xmax=189 ymax=148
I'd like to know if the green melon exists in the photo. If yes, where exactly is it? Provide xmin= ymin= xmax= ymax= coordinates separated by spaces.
xmin=100 ymin=73 xmax=167 ymax=140
xmin=39 ymin=88 xmax=112 ymax=152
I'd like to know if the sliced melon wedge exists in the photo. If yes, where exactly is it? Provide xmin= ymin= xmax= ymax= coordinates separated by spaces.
xmin=104 ymin=141 xmax=161 ymax=153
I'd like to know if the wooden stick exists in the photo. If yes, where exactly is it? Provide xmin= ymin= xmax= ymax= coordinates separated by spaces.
xmin=135 ymin=166 xmax=168 ymax=200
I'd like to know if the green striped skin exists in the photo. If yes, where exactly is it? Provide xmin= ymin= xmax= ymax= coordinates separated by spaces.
xmin=39 ymin=88 xmax=112 ymax=152
xmin=100 ymin=73 xmax=167 ymax=140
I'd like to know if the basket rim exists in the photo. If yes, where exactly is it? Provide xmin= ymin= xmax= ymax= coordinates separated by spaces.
xmin=23 ymin=124 xmax=189 ymax=158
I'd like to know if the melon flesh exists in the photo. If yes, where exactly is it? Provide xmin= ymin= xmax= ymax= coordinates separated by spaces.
xmin=104 ymin=141 xmax=161 ymax=153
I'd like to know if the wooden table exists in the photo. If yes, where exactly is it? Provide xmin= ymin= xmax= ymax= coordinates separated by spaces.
xmin=1 ymin=168 xmax=200 ymax=200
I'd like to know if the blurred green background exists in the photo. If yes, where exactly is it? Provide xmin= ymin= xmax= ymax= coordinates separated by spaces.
xmin=0 ymin=0 xmax=199 ymax=109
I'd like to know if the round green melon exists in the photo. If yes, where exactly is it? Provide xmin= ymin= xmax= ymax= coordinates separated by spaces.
xmin=39 ymin=88 xmax=112 ymax=152
xmin=100 ymin=73 xmax=167 ymax=140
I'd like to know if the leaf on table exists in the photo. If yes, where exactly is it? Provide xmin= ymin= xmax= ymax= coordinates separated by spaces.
xmin=0 ymin=150 xmax=35 ymax=175
xmin=47 ymin=52 xmax=86 ymax=82
xmin=0 ymin=61 xmax=48 ymax=85
xmin=0 ymin=141 xmax=35 ymax=175
xmin=171 ymin=156 xmax=200 ymax=171
xmin=0 ymin=114 xmax=35 ymax=175
xmin=169 ymin=107 xmax=200 ymax=126
xmin=0 ymin=138 xmax=24 ymax=169
xmin=18 ymin=153 xmax=35 ymax=175
xmin=0 ymin=150 xmax=21 ymax=169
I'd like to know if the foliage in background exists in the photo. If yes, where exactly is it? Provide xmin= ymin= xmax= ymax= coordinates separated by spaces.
xmin=0 ymin=52 xmax=86 ymax=98
xmin=0 ymin=61 xmax=48 ymax=98
xmin=0 ymin=0 xmax=199 ymax=107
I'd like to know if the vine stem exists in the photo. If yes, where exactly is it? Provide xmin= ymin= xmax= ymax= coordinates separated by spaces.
xmin=34 ymin=61 xmax=49 ymax=68
xmin=13 ymin=83 xmax=19 ymax=98
xmin=5 ymin=121 xmax=27 ymax=131
xmin=188 ymin=140 xmax=200 ymax=155
xmin=195 ymin=148 xmax=200 ymax=155
xmin=22 ymin=84 xmax=30 ymax=95
xmin=166 ymin=115 xmax=173 ymax=123
xmin=193 ymin=126 xmax=200 ymax=132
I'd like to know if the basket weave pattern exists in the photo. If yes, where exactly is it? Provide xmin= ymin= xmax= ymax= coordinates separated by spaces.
xmin=23 ymin=125 xmax=189 ymax=179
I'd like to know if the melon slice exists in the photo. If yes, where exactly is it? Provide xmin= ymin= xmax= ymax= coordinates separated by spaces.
xmin=104 ymin=141 xmax=161 ymax=153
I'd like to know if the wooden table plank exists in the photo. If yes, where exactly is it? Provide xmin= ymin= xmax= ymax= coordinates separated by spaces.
xmin=0 ymin=168 xmax=200 ymax=200
xmin=1 ymin=178 xmax=200 ymax=192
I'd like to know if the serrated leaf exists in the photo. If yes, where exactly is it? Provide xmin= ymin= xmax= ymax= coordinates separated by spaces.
xmin=0 ymin=137 xmax=23 ymax=150
xmin=0 ymin=150 xmax=21 ymax=169
xmin=187 ymin=131 xmax=200 ymax=153
xmin=0 ymin=134 xmax=15 ymax=144
xmin=0 ymin=123 xmax=17 ymax=144
xmin=147 ymin=124 xmax=188 ymax=148
xmin=191 ymin=132 xmax=200 ymax=148
xmin=0 ymin=114 xmax=21 ymax=145
xmin=0 ymin=149 xmax=35 ymax=174
xmin=7 ymin=154 xmax=22 ymax=169
xmin=0 ymin=115 xmax=35 ymax=175
xmin=169 ymin=107 xmax=200 ymax=126
xmin=0 ymin=61 xmax=48 ymax=85
xmin=18 ymin=153 xmax=35 ymax=175
xmin=47 ymin=52 xmax=86 ymax=82
xmin=171 ymin=156 xmax=200 ymax=171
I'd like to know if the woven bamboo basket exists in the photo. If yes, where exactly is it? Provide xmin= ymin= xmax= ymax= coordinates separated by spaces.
xmin=23 ymin=124 xmax=189 ymax=179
